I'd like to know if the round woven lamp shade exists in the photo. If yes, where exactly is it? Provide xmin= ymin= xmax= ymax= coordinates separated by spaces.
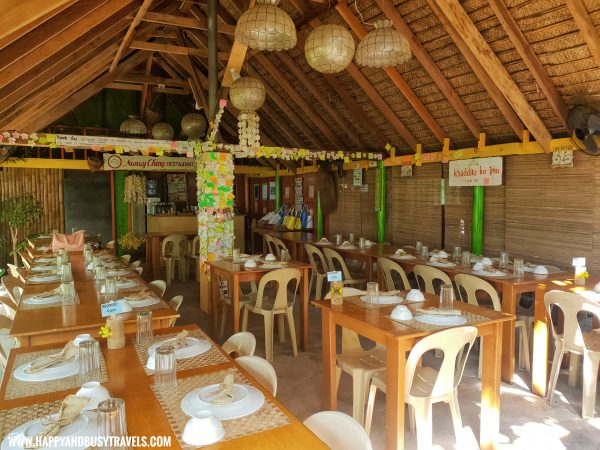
xmin=235 ymin=0 xmax=296 ymax=51
xmin=230 ymin=77 xmax=266 ymax=111
xmin=355 ymin=20 xmax=411 ymax=68
xmin=151 ymin=122 xmax=174 ymax=140
xmin=305 ymin=24 xmax=355 ymax=74
xmin=119 ymin=115 xmax=147 ymax=136
xmin=181 ymin=113 xmax=207 ymax=140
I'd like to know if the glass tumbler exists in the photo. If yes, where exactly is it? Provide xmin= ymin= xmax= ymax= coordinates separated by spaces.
xmin=421 ymin=245 xmax=429 ymax=260
xmin=104 ymin=277 xmax=118 ymax=302
xmin=79 ymin=338 xmax=101 ymax=384
xmin=232 ymin=248 xmax=241 ymax=263
xmin=513 ymin=259 xmax=524 ymax=277
xmin=97 ymin=398 xmax=128 ymax=449
xmin=61 ymin=281 xmax=76 ymax=306
xmin=349 ymin=232 xmax=355 ymax=243
xmin=500 ymin=251 xmax=509 ymax=268
xmin=453 ymin=246 xmax=462 ymax=261
xmin=154 ymin=345 xmax=177 ymax=390
xmin=366 ymin=282 xmax=379 ymax=305
xmin=95 ymin=265 xmax=107 ymax=284
xmin=60 ymin=263 xmax=73 ymax=283
xmin=415 ymin=241 xmax=423 ymax=255
xmin=335 ymin=234 xmax=342 ymax=246
xmin=84 ymin=248 xmax=93 ymax=265
xmin=461 ymin=251 xmax=471 ymax=267
xmin=280 ymin=249 xmax=290 ymax=263
xmin=439 ymin=284 xmax=455 ymax=310
xmin=136 ymin=311 xmax=153 ymax=344
xmin=359 ymin=237 xmax=366 ymax=250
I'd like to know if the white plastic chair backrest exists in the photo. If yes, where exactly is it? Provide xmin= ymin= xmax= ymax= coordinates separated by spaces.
xmin=264 ymin=235 xmax=278 ymax=257
xmin=377 ymin=257 xmax=410 ymax=291
xmin=303 ymin=411 xmax=373 ymax=450
xmin=305 ymin=244 xmax=329 ymax=275
xmin=325 ymin=288 xmax=366 ymax=353
xmin=19 ymin=252 xmax=31 ymax=269
xmin=106 ymin=240 xmax=115 ymax=249
xmin=168 ymin=295 xmax=183 ymax=312
xmin=0 ymin=297 xmax=17 ymax=318
xmin=130 ymin=260 xmax=141 ymax=268
xmin=6 ymin=264 xmax=22 ymax=279
xmin=405 ymin=326 xmax=477 ymax=399
xmin=236 ymin=355 xmax=278 ymax=396
xmin=323 ymin=248 xmax=354 ymax=281
xmin=222 ymin=331 xmax=256 ymax=356
xmin=454 ymin=274 xmax=501 ymax=311
xmin=413 ymin=264 xmax=452 ymax=294
xmin=2 ymin=276 xmax=23 ymax=304
xmin=544 ymin=290 xmax=600 ymax=352
xmin=270 ymin=236 xmax=288 ymax=258
xmin=12 ymin=287 xmax=23 ymax=305
xmin=191 ymin=236 xmax=200 ymax=257
xmin=120 ymin=254 xmax=131 ymax=264
xmin=134 ymin=267 xmax=143 ymax=275
xmin=161 ymin=234 xmax=189 ymax=259
xmin=255 ymin=268 xmax=301 ymax=310
xmin=149 ymin=280 xmax=167 ymax=297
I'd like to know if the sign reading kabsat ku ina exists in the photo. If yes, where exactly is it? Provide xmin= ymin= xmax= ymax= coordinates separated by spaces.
xmin=102 ymin=154 xmax=196 ymax=172
xmin=448 ymin=157 xmax=503 ymax=186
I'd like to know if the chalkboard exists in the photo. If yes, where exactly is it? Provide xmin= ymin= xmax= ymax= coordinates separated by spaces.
xmin=63 ymin=171 xmax=112 ymax=245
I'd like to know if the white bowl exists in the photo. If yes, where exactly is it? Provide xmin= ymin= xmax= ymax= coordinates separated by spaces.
xmin=244 ymin=259 xmax=257 ymax=268
xmin=394 ymin=249 xmax=406 ymax=255
xmin=406 ymin=289 xmax=425 ymax=302
xmin=265 ymin=254 xmax=277 ymax=262
xmin=533 ymin=265 xmax=549 ymax=275
xmin=76 ymin=381 xmax=111 ymax=411
xmin=437 ymin=250 xmax=448 ymax=258
xmin=480 ymin=257 xmax=493 ymax=266
xmin=472 ymin=262 xmax=484 ymax=271
xmin=74 ymin=334 xmax=93 ymax=346
xmin=182 ymin=410 xmax=225 ymax=446
xmin=391 ymin=305 xmax=413 ymax=321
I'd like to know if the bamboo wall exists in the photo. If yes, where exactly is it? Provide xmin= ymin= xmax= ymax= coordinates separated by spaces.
xmin=0 ymin=168 xmax=64 ymax=266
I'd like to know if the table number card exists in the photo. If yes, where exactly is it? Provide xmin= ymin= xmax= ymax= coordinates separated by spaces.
xmin=101 ymin=300 xmax=129 ymax=317
xmin=327 ymin=271 xmax=342 ymax=282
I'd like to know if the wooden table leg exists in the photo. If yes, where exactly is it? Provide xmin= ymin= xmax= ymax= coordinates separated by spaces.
xmin=322 ymin=309 xmax=337 ymax=411
xmin=145 ymin=235 xmax=153 ymax=277
xmin=385 ymin=336 xmax=405 ymax=450
xmin=500 ymin=283 xmax=516 ymax=383
xmin=480 ymin=322 xmax=503 ymax=450
xmin=301 ymin=267 xmax=309 ymax=351
xmin=532 ymin=285 xmax=549 ymax=397
xmin=232 ymin=273 xmax=240 ymax=333
xmin=152 ymin=236 xmax=160 ymax=280
xmin=210 ymin=270 xmax=219 ymax=338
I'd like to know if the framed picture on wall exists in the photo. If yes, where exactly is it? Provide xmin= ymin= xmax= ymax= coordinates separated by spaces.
xmin=147 ymin=179 xmax=158 ymax=196
xmin=254 ymin=184 xmax=260 ymax=199
xmin=262 ymin=184 xmax=268 ymax=200
xmin=268 ymin=182 xmax=276 ymax=199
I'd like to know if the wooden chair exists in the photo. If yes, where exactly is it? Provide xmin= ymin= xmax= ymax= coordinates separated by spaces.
xmin=236 ymin=355 xmax=278 ymax=396
xmin=161 ymin=234 xmax=189 ymax=284
xmin=377 ymin=257 xmax=411 ymax=291
xmin=222 ymin=331 xmax=256 ymax=357
xmin=168 ymin=295 xmax=183 ymax=327
xmin=413 ymin=264 xmax=452 ymax=295
xmin=149 ymin=280 xmax=167 ymax=297
xmin=242 ymin=268 xmax=300 ymax=361
xmin=323 ymin=248 xmax=366 ymax=289
xmin=304 ymin=411 xmax=373 ymax=450
xmin=305 ymin=244 xmax=329 ymax=299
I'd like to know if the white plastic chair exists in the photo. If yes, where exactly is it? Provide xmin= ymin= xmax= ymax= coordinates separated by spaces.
xmin=130 ymin=260 xmax=141 ymax=269
xmin=120 ymin=254 xmax=131 ymax=264
xmin=149 ymin=280 xmax=167 ymax=297
xmin=236 ymin=355 xmax=278 ymax=396
xmin=218 ymin=274 xmax=257 ymax=339
xmin=222 ymin=331 xmax=256 ymax=357
xmin=18 ymin=251 xmax=31 ymax=269
xmin=189 ymin=236 xmax=200 ymax=281
xmin=265 ymin=235 xmax=288 ymax=258
xmin=377 ymin=257 xmax=411 ymax=291
xmin=545 ymin=290 xmax=600 ymax=418
xmin=2 ymin=276 xmax=23 ymax=306
xmin=325 ymin=288 xmax=386 ymax=425
xmin=323 ymin=248 xmax=366 ymax=288
xmin=167 ymin=295 xmax=183 ymax=327
xmin=364 ymin=326 xmax=478 ymax=449
xmin=242 ymin=268 xmax=300 ymax=361
xmin=413 ymin=264 xmax=452 ymax=295
xmin=161 ymin=234 xmax=189 ymax=284
xmin=455 ymin=274 xmax=530 ymax=373
xmin=0 ymin=311 xmax=19 ymax=370
xmin=304 ymin=411 xmax=373 ymax=450
xmin=134 ymin=266 xmax=143 ymax=276
xmin=305 ymin=244 xmax=329 ymax=299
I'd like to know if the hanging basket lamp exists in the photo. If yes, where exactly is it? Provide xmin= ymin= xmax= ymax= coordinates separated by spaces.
xmin=119 ymin=115 xmax=147 ymax=136
xmin=235 ymin=0 xmax=297 ymax=51
xmin=181 ymin=111 xmax=207 ymax=140
xmin=230 ymin=76 xmax=265 ymax=148
xmin=355 ymin=20 xmax=411 ymax=68
xmin=151 ymin=122 xmax=174 ymax=140
xmin=305 ymin=24 xmax=355 ymax=74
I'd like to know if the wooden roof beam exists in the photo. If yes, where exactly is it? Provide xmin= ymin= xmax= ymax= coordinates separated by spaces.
xmin=107 ymin=82 xmax=190 ymax=95
xmin=488 ymin=0 xmax=568 ymax=129
xmin=261 ymin=103 xmax=305 ymax=148
xmin=141 ymin=11 xmax=236 ymax=34
xmin=130 ymin=40 xmax=230 ymax=60
xmin=565 ymin=0 xmax=600 ymax=69
xmin=110 ymin=0 xmax=154 ymax=72
xmin=139 ymin=54 xmax=154 ymax=119
xmin=336 ymin=1 xmax=446 ymax=145
xmin=432 ymin=0 xmax=551 ymax=151
xmin=116 ymin=73 xmax=188 ymax=87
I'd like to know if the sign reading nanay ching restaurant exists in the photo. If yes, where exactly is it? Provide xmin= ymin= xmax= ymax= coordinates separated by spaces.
xmin=448 ymin=157 xmax=503 ymax=186
xmin=102 ymin=154 xmax=196 ymax=172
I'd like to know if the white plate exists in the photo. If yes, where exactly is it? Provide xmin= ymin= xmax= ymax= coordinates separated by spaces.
xmin=28 ymin=275 xmax=60 ymax=284
xmin=124 ymin=297 xmax=160 ymax=308
xmin=34 ymin=257 xmax=55 ymax=263
xmin=107 ymin=269 xmax=132 ymax=277
xmin=30 ymin=265 xmax=55 ymax=273
xmin=96 ymin=254 xmax=115 ymax=260
xmin=14 ymin=356 xmax=79 ymax=382
xmin=101 ymin=280 xmax=138 ymax=292
xmin=148 ymin=337 xmax=211 ymax=359
xmin=337 ymin=245 xmax=357 ymax=250
xmin=181 ymin=384 xmax=265 ymax=420
xmin=390 ymin=254 xmax=416 ymax=260
xmin=415 ymin=314 xmax=467 ymax=326
xmin=22 ymin=294 xmax=62 ymax=305
xmin=2 ymin=411 xmax=96 ymax=450
xmin=259 ymin=263 xmax=286 ymax=270
xmin=472 ymin=270 xmax=506 ymax=277
xmin=36 ymin=246 xmax=50 ymax=252
xmin=427 ymin=261 xmax=457 ymax=268
xmin=360 ymin=295 xmax=403 ymax=305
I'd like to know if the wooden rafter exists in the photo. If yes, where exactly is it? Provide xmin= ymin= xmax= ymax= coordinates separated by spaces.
xmin=107 ymin=82 xmax=190 ymax=95
xmin=261 ymin=103 xmax=305 ymax=148
xmin=488 ymin=0 xmax=568 ymax=128
xmin=141 ymin=11 xmax=235 ymax=34
xmin=433 ymin=0 xmax=552 ymax=151
xmin=565 ymin=0 xmax=600 ymax=69
xmin=336 ymin=1 xmax=446 ymax=145
xmin=117 ymin=73 xmax=188 ymax=87
xmin=129 ymin=40 xmax=230 ymax=60
xmin=110 ymin=0 xmax=154 ymax=72
xmin=139 ymin=54 xmax=154 ymax=118
xmin=218 ymin=1 xmax=256 ymax=88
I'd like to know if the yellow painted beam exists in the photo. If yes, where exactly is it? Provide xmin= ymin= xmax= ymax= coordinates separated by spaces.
xmin=0 ymin=158 xmax=89 ymax=170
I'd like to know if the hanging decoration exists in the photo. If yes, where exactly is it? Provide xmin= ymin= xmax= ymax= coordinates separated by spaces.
xmin=123 ymin=173 xmax=147 ymax=205
xmin=355 ymin=20 xmax=411 ymax=68
xmin=207 ymin=99 xmax=227 ymax=143
xmin=151 ymin=122 xmax=174 ymax=140
xmin=230 ymin=76 xmax=265 ymax=147
xmin=181 ymin=107 xmax=208 ymax=140
xmin=305 ymin=24 xmax=355 ymax=74
xmin=119 ymin=115 xmax=147 ymax=136
xmin=235 ymin=0 xmax=296 ymax=51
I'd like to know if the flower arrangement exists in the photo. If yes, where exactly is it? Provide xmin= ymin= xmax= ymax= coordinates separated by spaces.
xmin=124 ymin=173 xmax=147 ymax=205
xmin=577 ymin=270 xmax=590 ymax=280
xmin=99 ymin=325 xmax=112 ymax=339
xmin=117 ymin=231 xmax=145 ymax=251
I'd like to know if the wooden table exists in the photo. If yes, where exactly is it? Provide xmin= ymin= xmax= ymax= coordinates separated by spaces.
xmin=206 ymin=259 xmax=312 ymax=350
xmin=314 ymin=294 xmax=513 ymax=450
xmin=0 ymin=325 xmax=327 ymax=449
xmin=145 ymin=231 xmax=197 ymax=280
xmin=11 ymin=253 xmax=179 ymax=347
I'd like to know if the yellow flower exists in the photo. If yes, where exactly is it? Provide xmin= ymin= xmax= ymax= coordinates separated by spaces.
xmin=99 ymin=326 xmax=112 ymax=339
xmin=580 ymin=271 xmax=590 ymax=279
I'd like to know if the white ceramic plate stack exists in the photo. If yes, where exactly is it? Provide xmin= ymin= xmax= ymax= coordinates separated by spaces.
xmin=13 ymin=356 xmax=79 ymax=382
xmin=318 ymin=239 xmax=334 ymax=246
xmin=414 ymin=314 xmax=467 ymax=326
xmin=390 ymin=252 xmax=416 ymax=260
xmin=472 ymin=269 xmax=506 ymax=277
xmin=360 ymin=295 xmax=403 ymax=305
xmin=181 ymin=384 xmax=265 ymax=420
xmin=427 ymin=261 xmax=457 ymax=268
xmin=22 ymin=292 xmax=63 ymax=305
xmin=260 ymin=263 xmax=286 ymax=270
xmin=28 ymin=274 xmax=61 ymax=284
xmin=30 ymin=265 xmax=56 ymax=273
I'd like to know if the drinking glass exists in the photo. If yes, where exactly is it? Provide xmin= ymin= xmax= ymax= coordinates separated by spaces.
xmin=104 ymin=277 xmax=118 ymax=302
xmin=330 ymin=281 xmax=343 ymax=306
xmin=349 ymin=232 xmax=355 ymax=243
xmin=95 ymin=265 xmax=107 ymax=284
xmin=58 ymin=248 xmax=67 ymax=257
xmin=52 ymin=228 xmax=58 ymax=235
xmin=280 ymin=249 xmax=290 ymax=263
xmin=154 ymin=345 xmax=177 ymax=390
xmin=136 ymin=311 xmax=153 ymax=344
xmin=60 ymin=263 xmax=73 ymax=283
xmin=97 ymin=398 xmax=128 ymax=449
xmin=366 ymin=282 xmax=379 ymax=305
xmin=79 ymin=338 xmax=101 ymax=384
xmin=420 ymin=245 xmax=429 ymax=260
xmin=513 ymin=258 xmax=524 ymax=277
xmin=416 ymin=241 xmax=423 ymax=255
xmin=500 ymin=251 xmax=509 ymax=268
xmin=461 ymin=251 xmax=471 ymax=267
xmin=335 ymin=234 xmax=342 ymax=246
xmin=232 ymin=248 xmax=241 ymax=263
xmin=439 ymin=284 xmax=455 ymax=310
xmin=453 ymin=246 xmax=462 ymax=262
xmin=61 ymin=281 xmax=76 ymax=306
xmin=84 ymin=248 xmax=93 ymax=265
xmin=359 ymin=237 xmax=366 ymax=250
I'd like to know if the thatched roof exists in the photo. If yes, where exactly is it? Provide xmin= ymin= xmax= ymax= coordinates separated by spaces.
xmin=0 ymin=0 xmax=599 ymax=154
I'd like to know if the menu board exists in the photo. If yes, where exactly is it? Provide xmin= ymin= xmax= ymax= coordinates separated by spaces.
xmin=167 ymin=174 xmax=188 ymax=202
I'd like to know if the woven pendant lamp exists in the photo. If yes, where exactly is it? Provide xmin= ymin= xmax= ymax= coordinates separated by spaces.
xmin=119 ymin=115 xmax=147 ymax=136
xmin=355 ymin=20 xmax=411 ymax=68
xmin=230 ymin=76 xmax=266 ymax=147
xmin=235 ymin=0 xmax=296 ymax=51
xmin=181 ymin=110 xmax=207 ymax=140
xmin=151 ymin=122 xmax=174 ymax=140
xmin=305 ymin=24 xmax=355 ymax=74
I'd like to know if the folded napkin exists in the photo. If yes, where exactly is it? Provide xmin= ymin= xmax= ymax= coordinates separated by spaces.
xmin=25 ymin=395 xmax=89 ymax=449
xmin=169 ymin=330 xmax=189 ymax=350
xmin=380 ymin=290 xmax=402 ymax=296
xmin=30 ymin=270 xmax=58 ymax=278
xmin=95 ymin=249 xmax=111 ymax=256
xmin=25 ymin=341 xmax=77 ymax=373
xmin=415 ymin=307 xmax=462 ymax=317
xmin=32 ymin=287 xmax=62 ymax=299
xmin=394 ymin=249 xmax=407 ymax=256
xmin=124 ymin=288 xmax=151 ymax=301
xmin=205 ymin=374 xmax=234 ymax=405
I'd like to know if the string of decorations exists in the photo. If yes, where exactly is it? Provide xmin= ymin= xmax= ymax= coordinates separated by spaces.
xmin=123 ymin=173 xmax=147 ymax=204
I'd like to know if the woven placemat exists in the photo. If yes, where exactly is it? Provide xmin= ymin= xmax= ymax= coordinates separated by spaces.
xmin=133 ymin=329 xmax=229 ymax=376
xmin=126 ymin=299 xmax=172 ymax=313
xmin=151 ymin=367 xmax=291 ymax=448
xmin=4 ymin=347 xmax=109 ymax=400
xmin=390 ymin=310 xmax=490 ymax=332
xmin=344 ymin=295 xmax=396 ymax=309
xmin=0 ymin=399 xmax=64 ymax=438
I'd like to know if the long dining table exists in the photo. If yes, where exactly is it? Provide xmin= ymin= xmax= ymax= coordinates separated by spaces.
xmin=0 ymin=324 xmax=327 ymax=449
xmin=11 ymin=250 xmax=179 ymax=347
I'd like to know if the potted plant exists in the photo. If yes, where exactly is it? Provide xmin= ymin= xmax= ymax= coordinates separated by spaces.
xmin=0 ymin=195 xmax=43 ymax=265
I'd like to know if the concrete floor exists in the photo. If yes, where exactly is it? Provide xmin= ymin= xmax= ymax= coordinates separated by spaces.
xmin=166 ymin=280 xmax=600 ymax=450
